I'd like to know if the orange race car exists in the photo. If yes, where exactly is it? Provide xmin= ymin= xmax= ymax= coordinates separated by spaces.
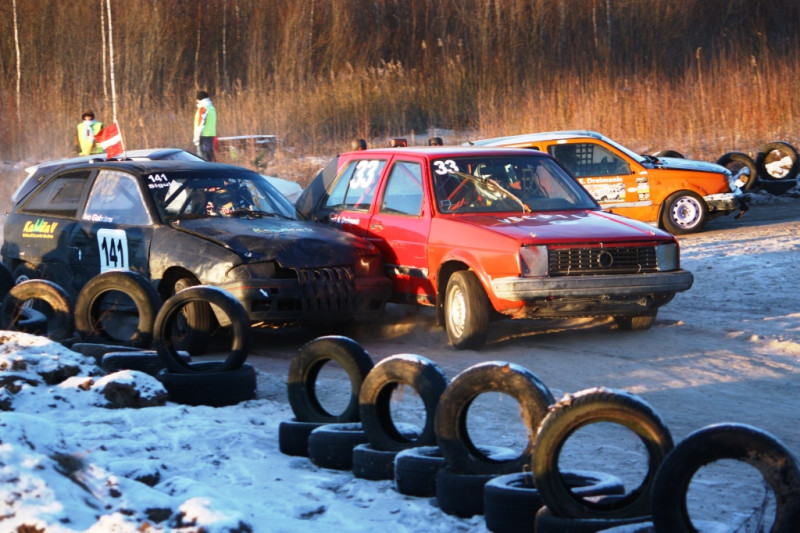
xmin=467 ymin=131 xmax=749 ymax=234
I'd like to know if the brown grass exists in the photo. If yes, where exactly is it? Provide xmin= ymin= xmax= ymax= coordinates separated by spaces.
xmin=1 ymin=0 xmax=799 ymax=188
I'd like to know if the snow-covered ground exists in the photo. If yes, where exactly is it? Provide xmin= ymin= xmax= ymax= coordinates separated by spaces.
xmin=0 ymin=184 xmax=798 ymax=532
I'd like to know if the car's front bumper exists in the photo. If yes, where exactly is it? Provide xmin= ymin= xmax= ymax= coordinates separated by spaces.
xmin=491 ymin=270 xmax=694 ymax=301
xmin=216 ymin=274 xmax=392 ymax=326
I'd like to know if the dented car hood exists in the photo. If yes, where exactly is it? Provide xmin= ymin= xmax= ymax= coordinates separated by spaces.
xmin=173 ymin=216 xmax=375 ymax=266
xmin=645 ymin=156 xmax=728 ymax=175
xmin=453 ymin=209 xmax=672 ymax=244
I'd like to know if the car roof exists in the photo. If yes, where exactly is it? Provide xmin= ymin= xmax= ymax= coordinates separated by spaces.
xmin=49 ymin=159 xmax=255 ymax=175
xmin=338 ymin=146 xmax=553 ymax=158
xmin=465 ymin=130 xmax=608 ymax=146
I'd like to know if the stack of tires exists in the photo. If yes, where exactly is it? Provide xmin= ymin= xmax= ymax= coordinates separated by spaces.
xmin=0 ymin=263 xmax=73 ymax=342
xmin=717 ymin=141 xmax=799 ymax=195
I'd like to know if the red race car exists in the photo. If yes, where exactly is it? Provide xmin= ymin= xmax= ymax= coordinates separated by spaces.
xmin=297 ymin=146 xmax=693 ymax=349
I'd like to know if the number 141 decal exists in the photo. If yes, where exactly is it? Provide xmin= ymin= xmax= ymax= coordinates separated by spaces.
xmin=97 ymin=228 xmax=129 ymax=272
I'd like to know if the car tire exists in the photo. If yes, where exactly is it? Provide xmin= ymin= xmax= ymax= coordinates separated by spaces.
xmin=652 ymin=150 xmax=684 ymax=159
xmin=435 ymin=464 xmax=502 ymax=518
xmin=435 ymin=361 xmax=554 ymax=475
xmin=444 ymin=270 xmax=490 ymax=350
xmin=359 ymin=353 xmax=449 ymax=452
xmin=535 ymin=503 xmax=652 ymax=533
xmin=75 ymin=270 xmax=162 ymax=348
xmin=483 ymin=470 xmax=626 ymax=533
xmin=154 ymin=285 xmax=250 ymax=374
xmin=170 ymin=277 xmax=213 ymax=356
xmin=660 ymin=190 xmax=708 ymax=235
xmin=613 ymin=311 xmax=657 ymax=331
xmin=533 ymin=387 xmax=673 ymax=520
xmin=101 ymin=350 xmax=191 ymax=377
xmin=0 ymin=279 xmax=74 ymax=341
xmin=717 ymin=151 xmax=758 ymax=192
xmin=156 ymin=361 xmax=257 ymax=407
xmin=307 ymin=422 xmax=369 ymax=471
xmin=352 ymin=443 xmax=402 ymax=481
xmin=71 ymin=342 xmax=143 ymax=364
xmin=651 ymin=423 xmax=800 ymax=532
xmin=394 ymin=445 xmax=447 ymax=497
xmin=755 ymin=141 xmax=799 ymax=181
xmin=278 ymin=418 xmax=327 ymax=457
xmin=0 ymin=262 xmax=13 ymax=300
xmin=288 ymin=335 xmax=374 ymax=423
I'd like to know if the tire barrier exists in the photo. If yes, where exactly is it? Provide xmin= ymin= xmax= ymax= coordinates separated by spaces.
xmin=534 ymin=502 xmax=653 ymax=533
xmin=435 ymin=361 xmax=554 ymax=475
xmin=75 ymin=270 xmax=162 ymax=348
xmin=156 ymin=361 xmax=257 ymax=407
xmin=0 ymin=279 xmax=74 ymax=341
xmin=756 ymin=141 xmax=799 ymax=182
xmin=351 ymin=423 xmax=421 ymax=480
xmin=359 ymin=353 xmax=449 ymax=452
xmin=483 ymin=470 xmax=625 ymax=533
xmin=651 ymin=423 xmax=800 ymax=533
xmin=307 ymin=422 xmax=369 ymax=470
xmin=278 ymin=419 xmax=327 ymax=457
xmin=287 ymin=336 xmax=374 ymax=423
xmin=72 ymin=342 xmax=143 ymax=364
xmin=532 ymin=387 xmax=673 ymax=520
xmin=394 ymin=445 xmax=447 ymax=497
xmin=716 ymin=151 xmax=758 ymax=192
xmin=154 ymin=285 xmax=250 ymax=374
xmin=435 ymin=446 xmax=518 ymax=518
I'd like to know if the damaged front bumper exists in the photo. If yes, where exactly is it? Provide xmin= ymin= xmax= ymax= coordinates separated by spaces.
xmin=704 ymin=191 xmax=750 ymax=220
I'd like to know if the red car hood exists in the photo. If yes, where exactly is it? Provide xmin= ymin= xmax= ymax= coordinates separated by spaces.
xmin=453 ymin=209 xmax=673 ymax=244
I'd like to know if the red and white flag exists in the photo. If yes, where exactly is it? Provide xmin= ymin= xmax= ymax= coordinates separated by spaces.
xmin=95 ymin=122 xmax=125 ymax=158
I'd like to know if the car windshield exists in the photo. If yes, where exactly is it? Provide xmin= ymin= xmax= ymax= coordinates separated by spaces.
xmin=431 ymin=155 xmax=598 ymax=214
xmin=148 ymin=170 xmax=297 ymax=222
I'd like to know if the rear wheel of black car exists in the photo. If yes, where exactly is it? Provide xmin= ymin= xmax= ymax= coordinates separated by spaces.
xmin=660 ymin=190 xmax=708 ymax=235
xmin=444 ymin=271 xmax=490 ymax=350
xmin=171 ymin=277 xmax=212 ymax=355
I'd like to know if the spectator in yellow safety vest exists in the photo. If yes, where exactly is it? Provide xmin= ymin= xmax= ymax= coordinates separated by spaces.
xmin=193 ymin=90 xmax=217 ymax=161
xmin=75 ymin=109 xmax=104 ymax=155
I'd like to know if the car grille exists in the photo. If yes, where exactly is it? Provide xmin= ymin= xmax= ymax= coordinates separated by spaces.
xmin=296 ymin=266 xmax=357 ymax=316
xmin=549 ymin=245 xmax=659 ymax=276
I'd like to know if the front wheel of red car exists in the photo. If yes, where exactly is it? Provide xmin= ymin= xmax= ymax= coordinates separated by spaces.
xmin=444 ymin=271 xmax=490 ymax=350
xmin=660 ymin=190 xmax=708 ymax=235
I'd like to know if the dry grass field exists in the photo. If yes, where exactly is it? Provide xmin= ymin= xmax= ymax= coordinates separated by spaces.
xmin=1 ymin=1 xmax=799 ymax=187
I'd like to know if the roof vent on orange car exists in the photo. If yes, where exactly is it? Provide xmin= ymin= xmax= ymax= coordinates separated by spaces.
xmin=390 ymin=138 xmax=408 ymax=147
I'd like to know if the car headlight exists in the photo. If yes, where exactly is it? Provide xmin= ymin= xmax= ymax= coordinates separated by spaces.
xmin=520 ymin=245 xmax=548 ymax=277
xmin=656 ymin=243 xmax=679 ymax=271
xmin=227 ymin=261 xmax=276 ymax=280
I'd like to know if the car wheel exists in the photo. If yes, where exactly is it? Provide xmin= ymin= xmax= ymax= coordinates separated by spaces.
xmin=652 ymin=150 xmax=684 ymax=159
xmin=287 ymin=335 xmax=374 ymax=423
xmin=75 ymin=270 xmax=162 ymax=348
xmin=170 ymin=277 xmax=212 ymax=355
xmin=660 ymin=190 xmax=708 ymax=235
xmin=717 ymin=151 xmax=758 ymax=191
xmin=435 ymin=361 xmax=554 ymax=475
xmin=533 ymin=387 xmax=673 ymax=519
xmin=755 ymin=140 xmax=799 ymax=181
xmin=358 ymin=353 xmax=449 ymax=452
xmin=0 ymin=279 xmax=74 ymax=341
xmin=614 ymin=311 xmax=657 ymax=331
xmin=444 ymin=270 xmax=490 ymax=350
xmin=651 ymin=423 xmax=800 ymax=532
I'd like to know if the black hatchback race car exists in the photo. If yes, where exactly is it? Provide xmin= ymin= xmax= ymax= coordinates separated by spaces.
xmin=2 ymin=159 xmax=391 ymax=347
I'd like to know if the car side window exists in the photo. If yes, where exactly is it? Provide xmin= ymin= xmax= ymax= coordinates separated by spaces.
xmin=20 ymin=170 xmax=92 ymax=217
xmin=325 ymin=159 xmax=386 ymax=212
xmin=380 ymin=161 xmax=423 ymax=216
xmin=549 ymin=143 xmax=630 ymax=177
xmin=83 ymin=170 xmax=151 ymax=225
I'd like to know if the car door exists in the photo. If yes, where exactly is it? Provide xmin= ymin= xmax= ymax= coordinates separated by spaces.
xmin=365 ymin=159 xmax=434 ymax=304
xmin=69 ymin=169 xmax=153 ymax=288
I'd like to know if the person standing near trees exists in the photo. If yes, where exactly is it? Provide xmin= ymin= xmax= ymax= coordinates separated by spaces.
xmin=193 ymin=90 xmax=217 ymax=161
xmin=75 ymin=109 xmax=104 ymax=155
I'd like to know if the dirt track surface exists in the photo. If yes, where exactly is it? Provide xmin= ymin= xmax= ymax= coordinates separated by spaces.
xmin=244 ymin=198 xmax=800 ymax=528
